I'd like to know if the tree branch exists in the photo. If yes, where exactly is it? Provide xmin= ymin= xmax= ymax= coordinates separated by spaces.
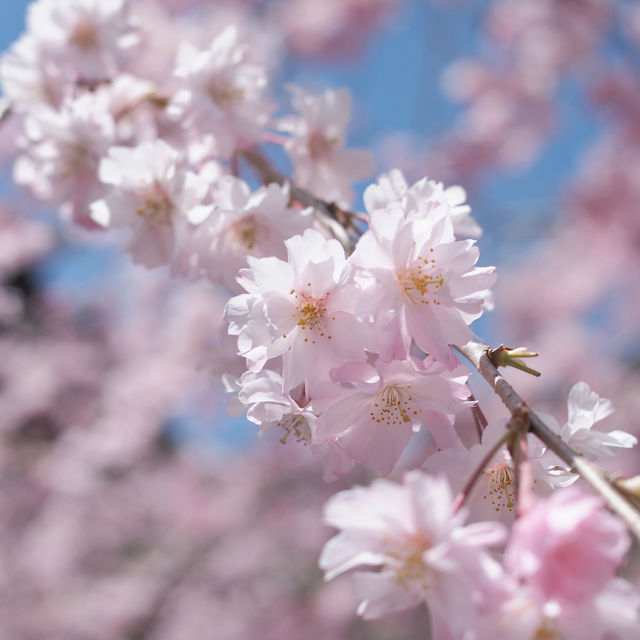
xmin=239 ymin=147 xmax=362 ymax=252
xmin=454 ymin=340 xmax=640 ymax=541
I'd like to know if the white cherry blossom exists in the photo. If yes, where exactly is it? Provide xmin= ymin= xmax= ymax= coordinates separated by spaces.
xmin=225 ymin=228 xmax=371 ymax=391
xmin=364 ymin=169 xmax=482 ymax=239
xmin=14 ymin=93 xmax=115 ymax=226
xmin=192 ymin=177 xmax=313 ymax=291
xmin=25 ymin=0 xmax=139 ymax=81
xmin=320 ymin=472 xmax=507 ymax=632
xmin=353 ymin=202 xmax=495 ymax=368
xmin=561 ymin=381 xmax=637 ymax=460
xmin=168 ymin=26 xmax=273 ymax=158
xmin=280 ymin=87 xmax=376 ymax=206
xmin=90 ymin=140 xmax=210 ymax=268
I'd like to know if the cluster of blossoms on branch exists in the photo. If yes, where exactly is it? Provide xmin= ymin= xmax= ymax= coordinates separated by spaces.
xmin=2 ymin=0 xmax=640 ymax=638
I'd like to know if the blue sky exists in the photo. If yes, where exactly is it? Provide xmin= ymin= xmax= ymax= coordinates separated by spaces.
xmin=0 ymin=2 xmax=28 ymax=50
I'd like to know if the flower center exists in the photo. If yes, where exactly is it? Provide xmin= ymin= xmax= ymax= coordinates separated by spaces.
xmin=230 ymin=214 xmax=262 ymax=250
xmin=533 ymin=618 xmax=564 ymax=640
xmin=308 ymin=131 xmax=338 ymax=160
xmin=207 ymin=78 xmax=244 ymax=108
xmin=295 ymin=295 xmax=327 ymax=330
xmin=70 ymin=21 xmax=99 ymax=49
xmin=386 ymin=531 xmax=431 ymax=589
xmin=284 ymin=290 xmax=335 ymax=344
xmin=278 ymin=414 xmax=311 ymax=445
xmin=483 ymin=463 xmax=515 ymax=513
xmin=370 ymin=384 xmax=419 ymax=426
xmin=398 ymin=251 xmax=444 ymax=306
xmin=136 ymin=185 xmax=174 ymax=225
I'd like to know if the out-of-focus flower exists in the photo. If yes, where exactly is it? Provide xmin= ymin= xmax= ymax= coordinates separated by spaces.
xmin=192 ymin=176 xmax=313 ymax=291
xmin=25 ymin=0 xmax=139 ymax=81
xmin=90 ymin=139 xmax=210 ymax=267
xmin=277 ymin=0 xmax=402 ymax=59
xmin=280 ymin=87 xmax=375 ymax=207
xmin=320 ymin=471 xmax=506 ymax=632
xmin=483 ymin=487 xmax=640 ymax=640
xmin=168 ymin=26 xmax=272 ymax=158
xmin=560 ymin=382 xmax=636 ymax=460
xmin=14 ymin=93 xmax=115 ymax=227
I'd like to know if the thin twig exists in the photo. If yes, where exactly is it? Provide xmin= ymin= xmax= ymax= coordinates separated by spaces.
xmin=512 ymin=428 xmax=533 ymax=516
xmin=454 ymin=340 xmax=640 ymax=541
xmin=239 ymin=147 xmax=363 ymax=252
xmin=452 ymin=426 xmax=514 ymax=513
xmin=468 ymin=391 xmax=488 ymax=442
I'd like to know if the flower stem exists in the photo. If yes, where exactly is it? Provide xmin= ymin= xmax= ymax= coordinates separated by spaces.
xmin=239 ymin=147 xmax=362 ymax=251
xmin=454 ymin=340 xmax=640 ymax=541
xmin=452 ymin=426 xmax=514 ymax=514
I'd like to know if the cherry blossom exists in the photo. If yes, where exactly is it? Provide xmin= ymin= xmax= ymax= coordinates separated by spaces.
xmin=363 ymin=169 xmax=482 ymax=239
xmin=483 ymin=487 xmax=640 ymax=640
xmin=90 ymin=139 xmax=210 ymax=267
xmin=192 ymin=177 xmax=313 ymax=291
xmin=0 ymin=35 xmax=64 ymax=112
xmin=560 ymin=381 xmax=637 ymax=460
xmin=226 ymin=228 xmax=371 ymax=391
xmin=353 ymin=191 xmax=495 ymax=367
xmin=320 ymin=472 xmax=507 ymax=632
xmin=314 ymin=358 xmax=469 ymax=475
xmin=2 ymin=1 xmax=640 ymax=637
xmin=14 ymin=93 xmax=115 ymax=227
xmin=277 ymin=0 xmax=403 ymax=59
xmin=168 ymin=26 xmax=273 ymax=158
xmin=424 ymin=418 xmax=563 ymax=525
xmin=506 ymin=486 xmax=629 ymax=606
xmin=24 ymin=0 xmax=139 ymax=81
xmin=280 ymin=87 xmax=376 ymax=206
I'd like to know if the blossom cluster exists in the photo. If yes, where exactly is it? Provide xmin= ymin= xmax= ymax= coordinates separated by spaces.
xmin=321 ymin=472 xmax=640 ymax=639
xmin=1 ymin=1 xmax=640 ymax=638
xmin=1 ymin=0 xmax=496 ymax=481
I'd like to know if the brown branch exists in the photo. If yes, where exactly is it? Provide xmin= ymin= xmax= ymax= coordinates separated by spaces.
xmin=468 ymin=391 xmax=488 ymax=441
xmin=454 ymin=340 xmax=640 ymax=541
xmin=239 ymin=147 xmax=363 ymax=252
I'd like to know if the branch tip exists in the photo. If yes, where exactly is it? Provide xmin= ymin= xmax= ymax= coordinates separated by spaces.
xmin=490 ymin=345 xmax=541 ymax=377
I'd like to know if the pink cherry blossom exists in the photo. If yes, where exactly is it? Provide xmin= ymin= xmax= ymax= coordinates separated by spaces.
xmin=192 ymin=176 xmax=313 ymax=291
xmin=314 ymin=358 xmax=469 ymax=475
xmin=280 ymin=87 xmax=376 ymax=207
xmin=225 ymin=228 xmax=371 ymax=391
xmin=90 ymin=139 xmax=210 ymax=268
xmin=560 ymin=381 xmax=637 ymax=460
xmin=14 ymin=93 xmax=115 ymax=227
xmin=320 ymin=472 xmax=507 ymax=633
xmin=277 ymin=0 xmax=402 ymax=59
xmin=25 ymin=0 xmax=139 ymax=82
xmin=168 ymin=26 xmax=273 ymax=158
xmin=482 ymin=578 xmax=640 ymax=640
xmin=482 ymin=487 xmax=640 ymax=640
xmin=506 ymin=486 xmax=630 ymax=606
xmin=353 ymin=195 xmax=495 ymax=367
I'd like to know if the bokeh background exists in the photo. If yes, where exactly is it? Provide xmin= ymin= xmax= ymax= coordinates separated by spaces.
xmin=1 ymin=1 xmax=639 ymax=638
